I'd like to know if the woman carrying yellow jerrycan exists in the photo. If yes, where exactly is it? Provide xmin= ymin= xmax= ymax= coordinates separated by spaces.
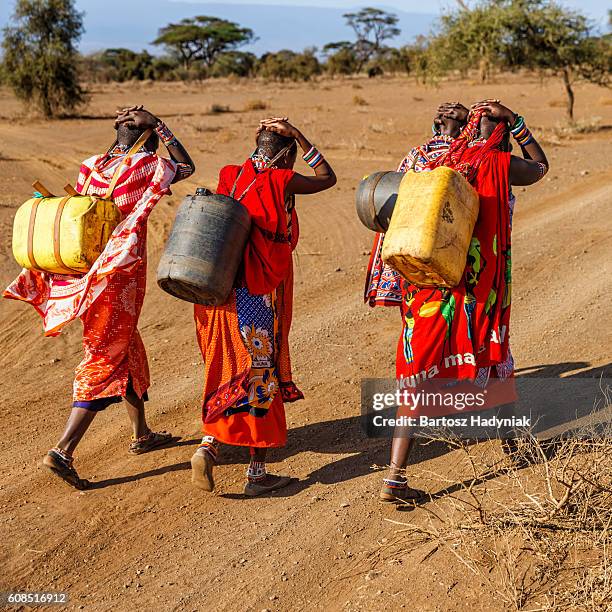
xmin=376 ymin=101 xmax=549 ymax=503
xmin=4 ymin=106 xmax=195 ymax=489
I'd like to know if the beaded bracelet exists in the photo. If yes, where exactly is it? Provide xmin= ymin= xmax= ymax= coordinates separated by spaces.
xmin=155 ymin=120 xmax=178 ymax=147
xmin=303 ymin=146 xmax=325 ymax=169
xmin=510 ymin=115 xmax=534 ymax=147
xmin=536 ymin=161 xmax=549 ymax=180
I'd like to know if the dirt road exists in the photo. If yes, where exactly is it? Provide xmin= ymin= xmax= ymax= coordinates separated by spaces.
xmin=0 ymin=75 xmax=610 ymax=611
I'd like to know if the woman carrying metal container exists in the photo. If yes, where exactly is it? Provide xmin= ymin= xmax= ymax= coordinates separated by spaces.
xmin=191 ymin=118 xmax=336 ymax=497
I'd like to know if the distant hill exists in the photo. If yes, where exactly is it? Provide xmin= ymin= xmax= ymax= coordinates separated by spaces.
xmin=0 ymin=1 xmax=436 ymax=55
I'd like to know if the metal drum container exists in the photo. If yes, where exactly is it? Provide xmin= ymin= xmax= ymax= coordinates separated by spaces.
xmin=355 ymin=171 xmax=403 ymax=233
xmin=157 ymin=189 xmax=251 ymax=305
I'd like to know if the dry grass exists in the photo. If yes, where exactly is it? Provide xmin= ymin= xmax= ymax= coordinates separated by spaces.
xmin=244 ymin=99 xmax=269 ymax=112
xmin=536 ymin=116 xmax=610 ymax=146
xmin=353 ymin=95 xmax=369 ymax=107
xmin=388 ymin=423 xmax=612 ymax=611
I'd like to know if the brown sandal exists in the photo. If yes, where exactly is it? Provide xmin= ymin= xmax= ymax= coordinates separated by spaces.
xmin=379 ymin=479 xmax=426 ymax=504
xmin=43 ymin=449 xmax=90 ymax=490
xmin=191 ymin=449 xmax=216 ymax=492
xmin=128 ymin=430 xmax=172 ymax=455
xmin=244 ymin=474 xmax=293 ymax=497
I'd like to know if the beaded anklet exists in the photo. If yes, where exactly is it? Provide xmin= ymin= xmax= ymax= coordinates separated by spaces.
xmin=247 ymin=460 xmax=267 ymax=483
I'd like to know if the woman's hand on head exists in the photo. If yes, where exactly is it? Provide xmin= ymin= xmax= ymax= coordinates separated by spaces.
xmin=471 ymin=101 xmax=516 ymax=124
xmin=115 ymin=107 xmax=159 ymax=130
xmin=437 ymin=102 xmax=469 ymax=122
xmin=258 ymin=118 xmax=298 ymax=139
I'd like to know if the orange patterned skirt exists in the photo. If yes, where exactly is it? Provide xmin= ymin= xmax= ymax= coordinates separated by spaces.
xmin=194 ymin=266 xmax=303 ymax=448
xmin=73 ymin=259 xmax=149 ymax=405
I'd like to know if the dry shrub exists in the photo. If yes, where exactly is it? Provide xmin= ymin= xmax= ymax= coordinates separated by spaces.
xmin=208 ymin=103 xmax=231 ymax=115
xmin=244 ymin=99 xmax=268 ymax=111
xmin=389 ymin=422 xmax=612 ymax=611
xmin=353 ymin=95 xmax=368 ymax=107
xmin=536 ymin=117 xmax=608 ymax=145
xmin=194 ymin=124 xmax=222 ymax=134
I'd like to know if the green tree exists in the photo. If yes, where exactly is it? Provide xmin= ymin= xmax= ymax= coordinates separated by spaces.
xmin=97 ymin=48 xmax=155 ymax=82
xmin=343 ymin=7 xmax=400 ymax=72
xmin=153 ymin=16 xmax=255 ymax=71
xmin=501 ymin=0 xmax=611 ymax=120
xmin=210 ymin=51 xmax=257 ymax=78
xmin=2 ymin=0 xmax=86 ymax=117
xmin=430 ymin=2 xmax=508 ymax=82
xmin=323 ymin=42 xmax=358 ymax=76
xmin=428 ymin=0 xmax=611 ymax=119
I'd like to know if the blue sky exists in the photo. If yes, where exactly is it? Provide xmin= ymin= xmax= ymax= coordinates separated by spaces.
xmin=176 ymin=0 xmax=609 ymax=13
xmin=1 ymin=1 xmax=609 ymax=55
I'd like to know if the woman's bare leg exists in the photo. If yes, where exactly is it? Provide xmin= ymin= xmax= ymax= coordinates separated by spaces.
xmin=55 ymin=407 xmax=97 ymax=455
xmin=124 ymin=389 xmax=149 ymax=439
xmin=380 ymin=433 xmax=423 ymax=502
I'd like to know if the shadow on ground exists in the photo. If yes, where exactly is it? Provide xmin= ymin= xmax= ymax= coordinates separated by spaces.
xmin=87 ymin=361 xmax=610 ymax=494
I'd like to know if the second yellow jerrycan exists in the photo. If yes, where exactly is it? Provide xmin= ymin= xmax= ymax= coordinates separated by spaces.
xmin=382 ymin=166 xmax=480 ymax=288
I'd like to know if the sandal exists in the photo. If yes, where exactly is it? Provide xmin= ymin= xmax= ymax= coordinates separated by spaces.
xmin=43 ymin=449 xmax=90 ymax=490
xmin=379 ymin=478 xmax=426 ymax=504
xmin=244 ymin=474 xmax=293 ymax=497
xmin=128 ymin=430 xmax=172 ymax=455
xmin=191 ymin=448 xmax=216 ymax=492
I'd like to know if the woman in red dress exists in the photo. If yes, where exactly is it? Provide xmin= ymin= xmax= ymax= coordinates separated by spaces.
xmin=192 ymin=119 xmax=336 ymax=497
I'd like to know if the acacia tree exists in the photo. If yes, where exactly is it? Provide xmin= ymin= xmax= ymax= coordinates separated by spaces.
xmin=153 ymin=16 xmax=255 ymax=71
xmin=344 ymin=7 xmax=401 ymax=71
xmin=429 ymin=0 xmax=611 ymax=120
xmin=324 ymin=7 xmax=400 ymax=74
xmin=431 ymin=3 xmax=507 ymax=82
xmin=502 ymin=0 xmax=611 ymax=120
xmin=2 ymin=0 xmax=86 ymax=117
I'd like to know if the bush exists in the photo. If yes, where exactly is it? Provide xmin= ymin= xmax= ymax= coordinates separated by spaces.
xmin=323 ymin=43 xmax=358 ymax=76
xmin=244 ymin=99 xmax=268 ymax=111
xmin=208 ymin=103 xmax=231 ymax=114
xmin=210 ymin=51 xmax=257 ymax=78
xmin=2 ymin=0 xmax=86 ymax=117
xmin=257 ymin=49 xmax=321 ymax=81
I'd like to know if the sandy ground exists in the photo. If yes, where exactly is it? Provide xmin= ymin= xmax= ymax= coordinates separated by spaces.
xmin=0 ymin=74 xmax=610 ymax=611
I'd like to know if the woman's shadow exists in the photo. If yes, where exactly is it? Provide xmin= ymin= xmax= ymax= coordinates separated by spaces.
xmin=90 ymin=360 xmax=610 ymax=496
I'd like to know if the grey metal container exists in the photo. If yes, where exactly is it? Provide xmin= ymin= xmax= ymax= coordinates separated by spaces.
xmin=157 ymin=192 xmax=251 ymax=306
xmin=355 ymin=171 xmax=403 ymax=233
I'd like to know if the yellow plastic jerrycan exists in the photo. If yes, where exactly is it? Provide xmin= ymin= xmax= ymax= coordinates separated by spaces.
xmin=11 ymin=128 xmax=153 ymax=275
xmin=382 ymin=166 xmax=480 ymax=288
xmin=12 ymin=194 xmax=122 ymax=274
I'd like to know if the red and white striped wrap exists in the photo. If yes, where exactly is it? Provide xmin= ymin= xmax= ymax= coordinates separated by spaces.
xmin=3 ymin=150 xmax=177 ymax=336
